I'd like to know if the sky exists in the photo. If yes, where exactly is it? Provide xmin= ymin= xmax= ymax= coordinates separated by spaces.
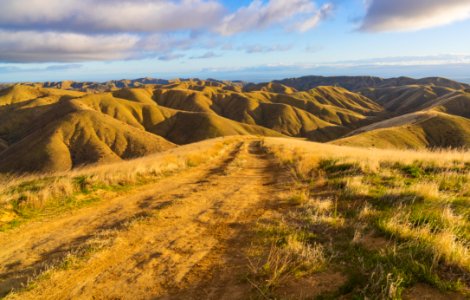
xmin=0 ymin=0 xmax=469 ymax=83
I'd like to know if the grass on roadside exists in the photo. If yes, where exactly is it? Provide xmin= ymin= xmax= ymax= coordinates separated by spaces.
xmin=261 ymin=138 xmax=470 ymax=299
xmin=0 ymin=138 xmax=238 ymax=232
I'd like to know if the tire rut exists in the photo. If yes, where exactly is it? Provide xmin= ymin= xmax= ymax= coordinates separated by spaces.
xmin=0 ymin=142 xmax=245 ymax=298
xmin=2 ymin=140 xmax=293 ymax=300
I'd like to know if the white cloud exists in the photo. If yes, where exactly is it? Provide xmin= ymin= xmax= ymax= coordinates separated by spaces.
xmin=158 ymin=53 xmax=185 ymax=61
xmin=217 ymin=0 xmax=331 ymax=35
xmin=0 ymin=30 xmax=191 ymax=63
xmin=0 ymin=0 xmax=224 ymax=33
xmin=190 ymin=51 xmax=221 ymax=59
xmin=361 ymin=0 xmax=470 ymax=32
xmin=295 ymin=3 xmax=333 ymax=32
xmin=242 ymin=44 xmax=293 ymax=53
xmin=0 ymin=0 xmax=332 ymax=63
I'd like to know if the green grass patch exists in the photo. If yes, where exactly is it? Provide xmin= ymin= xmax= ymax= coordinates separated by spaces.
xmin=319 ymin=159 xmax=362 ymax=177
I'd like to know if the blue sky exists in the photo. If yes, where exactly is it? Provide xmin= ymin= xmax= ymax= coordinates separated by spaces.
xmin=0 ymin=0 xmax=469 ymax=83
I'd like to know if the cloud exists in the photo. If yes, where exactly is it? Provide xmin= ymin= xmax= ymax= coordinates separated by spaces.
xmin=242 ymin=44 xmax=293 ymax=54
xmin=0 ymin=64 xmax=82 ymax=73
xmin=361 ymin=0 xmax=470 ymax=32
xmin=0 ymin=30 xmax=193 ymax=63
xmin=45 ymin=64 xmax=83 ymax=71
xmin=0 ymin=30 xmax=139 ymax=63
xmin=158 ymin=53 xmax=185 ymax=61
xmin=189 ymin=54 xmax=470 ymax=82
xmin=305 ymin=44 xmax=324 ymax=53
xmin=295 ymin=3 xmax=334 ymax=32
xmin=217 ymin=0 xmax=332 ymax=35
xmin=0 ymin=0 xmax=224 ymax=33
xmin=0 ymin=0 xmax=331 ymax=63
xmin=190 ymin=51 xmax=221 ymax=59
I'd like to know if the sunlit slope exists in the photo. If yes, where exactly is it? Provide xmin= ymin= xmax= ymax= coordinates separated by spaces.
xmin=360 ymin=85 xmax=455 ymax=113
xmin=0 ymin=99 xmax=176 ymax=173
xmin=333 ymin=111 xmax=470 ymax=149
xmin=2 ymin=76 xmax=470 ymax=173
xmin=429 ymin=91 xmax=470 ymax=118
xmin=334 ymin=89 xmax=470 ymax=149
xmin=244 ymin=82 xmax=298 ymax=94
xmin=75 ymin=91 xmax=283 ymax=144
xmin=155 ymin=111 xmax=283 ymax=144
xmin=0 ymin=86 xmax=283 ymax=172
xmin=0 ymin=85 xmax=84 ymax=106
xmin=276 ymin=75 xmax=469 ymax=91
xmin=153 ymin=82 xmax=383 ymax=140
xmin=0 ymin=86 xmax=87 ymax=143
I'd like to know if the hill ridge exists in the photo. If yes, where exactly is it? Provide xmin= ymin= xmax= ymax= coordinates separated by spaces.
xmin=1 ymin=75 xmax=470 ymax=172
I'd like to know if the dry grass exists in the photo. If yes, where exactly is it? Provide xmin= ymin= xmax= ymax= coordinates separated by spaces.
xmin=381 ymin=209 xmax=469 ymax=271
xmin=266 ymin=137 xmax=470 ymax=172
xmin=249 ymin=210 xmax=329 ymax=298
xmin=248 ymin=240 xmax=327 ymax=292
xmin=262 ymin=137 xmax=470 ymax=298
xmin=0 ymin=137 xmax=239 ymax=230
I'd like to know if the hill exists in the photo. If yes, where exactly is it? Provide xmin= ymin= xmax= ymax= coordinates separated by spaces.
xmin=334 ymin=88 xmax=470 ymax=149
xmin=152 ymin=82 xmax=383 ymax=140
xmin=0 ymin=99 xmax=176 ymax=173
xmin=2 ymin=75 xmax=470 ymax=172
xmin=0 ymin=85 xmax=282 ymax=173
xmin=275 ymin=75 xmax=470 ymax=91
xmin=360 ymin=85 xmax=456 ymax=114
xmin=333 ymin=111 xmax=470 ymax=149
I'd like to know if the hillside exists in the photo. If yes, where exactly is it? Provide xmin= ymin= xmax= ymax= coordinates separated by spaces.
xmin=153 ymin=83 xmax=383 ymax=139
xmin=333 ymin=111 xmax=470 ymax=149
xmin=0 ymin=101 xmax=176 ymax=173
xmin=360 ymin=85 xmax=455 ymax=114
xmin=275 ymin=75 xmax=470 ymax=91
xmin=1 ymin=75 xmax=470 ymax=172
xmin=1 ymin=76 xmax=470 ymax=299
xmin=0 ymin=84 xmax=283 ymax=173
xmin=335 ymin=88 xmax=470 ymax=149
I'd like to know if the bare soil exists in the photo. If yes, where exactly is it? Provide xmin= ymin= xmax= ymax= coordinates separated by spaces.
xmin=0 ymin=141 xmax=297 ymax=299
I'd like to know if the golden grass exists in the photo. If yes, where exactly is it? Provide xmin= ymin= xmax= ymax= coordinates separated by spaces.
xmin=0 ymin=137 xmax=239 ymax=229
xmin=262 ymin=137 xmax=470 ymax=295
xmin=381 ymin=209 xmax=470 ymax=271
xmin=266 ymin=137 xmax=470 ymax=170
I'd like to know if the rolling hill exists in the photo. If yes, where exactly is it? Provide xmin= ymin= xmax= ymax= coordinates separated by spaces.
xmin=0 ymin=99 xmax=176 ymax=173
xmin=1 ymin=75 xmax=470 ymax=173
xmin=275 ymin=75 xmax=470 ymax=91
xmin=152 ymin=82 xmax=383 ymax=139
xmin=0 ymin=84 xmax=282 ymax=173
xmin=333 ymin=111 xmax=470 ymax=149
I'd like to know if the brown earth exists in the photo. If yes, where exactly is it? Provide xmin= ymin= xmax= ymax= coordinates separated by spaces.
xmin=0 ymin=141 xmax=318 ymax=299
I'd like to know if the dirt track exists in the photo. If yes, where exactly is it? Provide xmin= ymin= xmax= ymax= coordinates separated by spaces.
xmin=0 ymin=141 xmax=290 ymax=299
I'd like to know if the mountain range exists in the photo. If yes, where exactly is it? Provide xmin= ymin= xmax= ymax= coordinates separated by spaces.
xmin=1 ymin=75 xmax=470 ymax=173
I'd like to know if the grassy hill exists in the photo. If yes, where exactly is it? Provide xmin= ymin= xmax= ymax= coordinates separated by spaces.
xmin=275 ymin=75 xmax=470 ymax=91
xmin=153 ymin=82 xmax=383 ymax=139
xmin=0 ymin=85 xmax=283 ymax=173
xmin=1 ymin=75 xmax=470 ymax=173
xmin=360 ymin=85 xmax=455 ymax=114
xmin=0 ymin=99 xmax=176 ymax=173
xmin=333 ymin=111 xmax=470 ymax=149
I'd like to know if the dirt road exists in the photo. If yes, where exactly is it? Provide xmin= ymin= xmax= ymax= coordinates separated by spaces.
xmin=0 ymin=141 xmax=291 ymax=299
